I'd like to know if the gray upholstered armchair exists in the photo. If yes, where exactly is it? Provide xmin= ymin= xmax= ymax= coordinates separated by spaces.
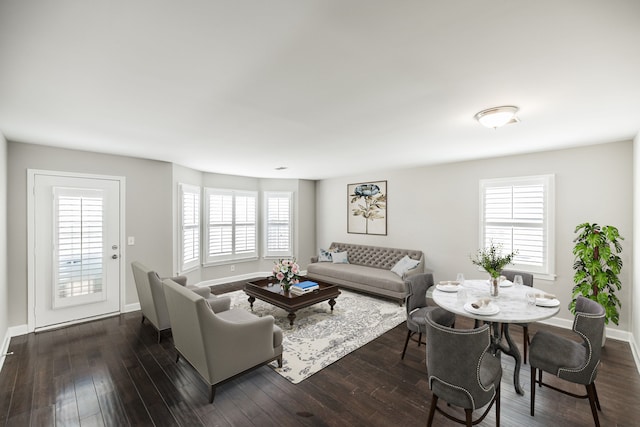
xmin=131 ymin=261 xmax=231 ymax=342
xmin=401 ymin=273 xmax=455 ymax=359
xmin=529 ymin=295 xmax=605 ymax=426
xmin=162 ymin=278 xmax=283 ymax=403
xmin=425 ymin=310 xmax=502 ymax=426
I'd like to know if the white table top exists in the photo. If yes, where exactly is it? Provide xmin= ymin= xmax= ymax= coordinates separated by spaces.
xmin=431 ymin=279 xmax=560 ymax=324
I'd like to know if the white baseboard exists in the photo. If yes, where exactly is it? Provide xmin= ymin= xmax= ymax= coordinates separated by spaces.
xmin=195 ymin=270 xmax=309 ymax=288
xmin=124 ymin=302 xmax=141 ymax=313
xmin=9 ymin=324 xmax=28 ymax=337
xmin=0 ymin=327 xmax=11 ymax=373
xmin=630 ymin=335 xmax=640 ymax=375
xmin=196 ymin=271 xmax=272 ymax=287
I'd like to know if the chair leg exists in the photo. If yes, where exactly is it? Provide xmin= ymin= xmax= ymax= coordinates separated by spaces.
xmin=209 ymin=385 xmax=216 ymax=403
xmin=141 ymin=315 xmax=145 ymax=324
xmin=495 ymin=383 xmax=500 ymax=427
xmin=465 ymin=408 xmax=473 ymax=427
xmin=277 ymin=354 xmax=283 ymax=368
xmin=593 ymin=382 xmax=601 ymax=411
xmin=427 ymin=395 xmax=438 ymax=427
xmin=523 ymin=325 xmax=529 ymax=364
xmin=401 ymin=330 xmax=412 ymax=360
xmin=157 ymin=330 xmax=162 ymax=344
xmin=417 ymin=332 xmax=423 ymax=347
xmin=175 ymin=352 xmax=180 ymax=363
xmin=538 ymin=369 xmax=542 ymax=387
xmin=586 ymin=383 xmax=601 ymax=427
xmin=530 ymin=366 xmax=536 ymax=416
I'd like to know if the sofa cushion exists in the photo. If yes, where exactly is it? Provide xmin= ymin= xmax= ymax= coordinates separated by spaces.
xmin=307 ymin=263 xmax=405 ymax=293
xmin=331 ymin=251 xmax=349 ymax=264
xmin=391 ymin=255 xmax=421 ymax=277
xmin=318 ymin=248 xmax=333 ymax=262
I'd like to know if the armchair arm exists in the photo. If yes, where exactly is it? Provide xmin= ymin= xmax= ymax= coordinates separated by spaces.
xmin=207 ymin=295 xmax=231 ymax=313
xmin=203 ymin=312 xmax=278 ymax=382
xmin=168 ymin=275 xmax=188 ymax=286
xmin=187 ymin=285 xmax=211 ymax=298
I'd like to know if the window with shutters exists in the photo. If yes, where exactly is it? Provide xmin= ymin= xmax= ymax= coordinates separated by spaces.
xmin=179 ymin=184 xmax=200 ymax=272
xmin=479 ymin=175 xmax=555 ymax=278
xmin=264 ymin=192 xmax=293 ymax=258
xmin=205 ymin=188 xmax=257 ymax=263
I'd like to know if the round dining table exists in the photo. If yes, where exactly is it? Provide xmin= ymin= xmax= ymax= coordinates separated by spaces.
xmin=431 ymin=279 xmax=561 ymax=395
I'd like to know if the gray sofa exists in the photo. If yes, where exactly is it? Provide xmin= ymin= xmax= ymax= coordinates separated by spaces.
xmin=306 ymin=242 xmax=424 ymax=303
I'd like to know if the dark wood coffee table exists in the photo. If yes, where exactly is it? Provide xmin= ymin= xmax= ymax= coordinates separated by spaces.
xmin=244 ymin=277 xmax=341 ymax=326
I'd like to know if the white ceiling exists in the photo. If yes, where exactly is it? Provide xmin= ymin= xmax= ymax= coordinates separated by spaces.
xmin=1 ymin=0 xmax=639 ymax=180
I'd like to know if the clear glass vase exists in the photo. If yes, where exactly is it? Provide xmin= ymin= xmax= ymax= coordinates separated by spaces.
xmin=281 ymin=282 xmax=291 ymax=293
xmin=490 ymin=276 xmax=499 ymax=297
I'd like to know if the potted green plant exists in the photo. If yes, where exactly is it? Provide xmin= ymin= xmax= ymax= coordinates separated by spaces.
xmin=471 ymin=242 xmax=517 ymax=297
xmin=571 ymin=222 xmax=623 ymax=326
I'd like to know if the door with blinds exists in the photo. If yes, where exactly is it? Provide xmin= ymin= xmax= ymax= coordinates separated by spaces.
xmin=32 ymin=172 xmax=122 ymax=330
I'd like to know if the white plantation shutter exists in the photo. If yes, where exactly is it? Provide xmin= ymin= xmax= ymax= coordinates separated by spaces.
xmin=205 ymin=189 xmax=257 ymax=263
xmin=208 ymin=192 xmax=233 ymax=257
xmin=234 ymin=194 xmax=256 ymax=254
xmin=264 ymin=192 xmax=293 ymax=257
xmin=180 ymin=184 xmax=200 ymax=272
xmin=54 ymin=188 xmax=105 ymax=306
xmin=480 ymin=175 xmax=555 ymax=277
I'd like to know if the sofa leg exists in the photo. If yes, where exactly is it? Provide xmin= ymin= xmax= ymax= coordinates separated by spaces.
xmin=141 ymin=315 xmax=145 ymax=324
xmin=209 ymin=385 xmax=216 ymax=403
xmin=277 ymin=355 xmax=283 ymax=368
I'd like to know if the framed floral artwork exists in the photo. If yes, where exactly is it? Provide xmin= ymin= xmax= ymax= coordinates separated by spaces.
xmin=347 ymin=180 xmax=387 ymax=235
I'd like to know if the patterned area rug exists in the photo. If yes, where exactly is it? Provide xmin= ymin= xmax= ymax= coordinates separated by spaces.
xmin=226 ymin=289 xmax=406 ymax=384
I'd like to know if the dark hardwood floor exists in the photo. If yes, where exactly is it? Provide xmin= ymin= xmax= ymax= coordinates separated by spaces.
xmin=2 ymin=282 xmax=640 ymax=426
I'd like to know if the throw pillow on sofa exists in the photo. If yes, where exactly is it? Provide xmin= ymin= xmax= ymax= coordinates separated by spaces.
xmin=318 ymin=248 xmax=333 ymax=262
xmin=391 ymin=255 xmax=420 ymax=277
xmin=331 ymin=251 xmax=349 ymax=264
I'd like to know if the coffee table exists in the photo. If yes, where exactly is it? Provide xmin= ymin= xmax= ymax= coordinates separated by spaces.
xmin=244 ymin=277 xmax=341 ymax=326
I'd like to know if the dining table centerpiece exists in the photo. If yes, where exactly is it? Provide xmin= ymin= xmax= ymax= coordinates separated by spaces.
xmin=471 ymin=243 xmax=517 ymax=297
xmin=272 ymin=258 xmax=301 ymax=292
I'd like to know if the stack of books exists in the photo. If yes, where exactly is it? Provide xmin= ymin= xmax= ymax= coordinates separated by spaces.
xmin=290 ymin=280 xmax=319 ymax=295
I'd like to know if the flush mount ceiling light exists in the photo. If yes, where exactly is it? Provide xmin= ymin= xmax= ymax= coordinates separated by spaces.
xmin=474 ymin=106 xmax=520 ymax=129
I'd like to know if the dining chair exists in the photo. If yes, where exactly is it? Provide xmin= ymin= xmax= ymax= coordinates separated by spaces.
xmin=529 ymin=295 xmax=605 ymax=426
xmin=425 ymin=310 xmax=502 ymax=426
xmin=401 ymin=273 xmax=455 ymax=359
xmin=501 ymin=269 xmax=534 ymax=363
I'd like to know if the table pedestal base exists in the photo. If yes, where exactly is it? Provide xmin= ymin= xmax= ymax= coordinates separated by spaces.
xmin=491 ymin=323 xmax=524 ymax=395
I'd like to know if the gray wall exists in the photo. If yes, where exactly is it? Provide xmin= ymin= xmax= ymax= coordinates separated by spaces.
xmin=634 ymin=135 xmax=640 ymax=356
xmin=0 ymin=134 xmax=8 ymax=353
xmin=7 ymin=142 xmax=174 ymax=325
xmin=315 ymin=141 xmax=634 ymax=331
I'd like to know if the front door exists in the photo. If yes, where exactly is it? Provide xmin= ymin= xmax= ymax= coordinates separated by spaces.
xmin=31 ymin=171 xmax=122 ymax=330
